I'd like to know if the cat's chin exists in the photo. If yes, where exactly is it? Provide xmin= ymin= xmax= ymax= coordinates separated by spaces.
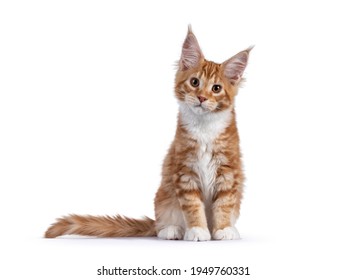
xmin=192 ymin=107 xmax=210 ymax=115
xmin=187 ymin=104 xmax=213 ymax=115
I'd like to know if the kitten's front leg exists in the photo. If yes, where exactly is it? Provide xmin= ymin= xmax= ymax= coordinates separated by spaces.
xmin=212 ymin=166 xmax=243 ymax=240
xmin=175 ymin=169 xmax=211 ymax=241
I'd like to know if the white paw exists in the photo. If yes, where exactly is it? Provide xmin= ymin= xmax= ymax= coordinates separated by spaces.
xmin=158 ymin=226 xmax=184 ymax=240
xmin=213 ymin=226 xmax=240 ymax=240
xmin=184 ymin=227 xmax=211 ymax=241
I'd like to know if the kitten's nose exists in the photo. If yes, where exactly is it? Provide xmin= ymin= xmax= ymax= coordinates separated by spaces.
xmin=197 ymin=95 xmax=207 ymax=103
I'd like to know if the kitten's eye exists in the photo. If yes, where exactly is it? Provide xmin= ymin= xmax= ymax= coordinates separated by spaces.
xmin=190 ymin=77 xmax=200 ymax=87
xmin=212 ymin=84 xmax=222 ymax=93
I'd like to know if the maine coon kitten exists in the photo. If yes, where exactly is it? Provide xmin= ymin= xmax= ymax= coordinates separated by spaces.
xmin=45 ymin=27 xmax=252 ymax=241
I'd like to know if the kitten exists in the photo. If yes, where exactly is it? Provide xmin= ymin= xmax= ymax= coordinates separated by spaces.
xmin=45 ymin=27 xmax=252 ymax=241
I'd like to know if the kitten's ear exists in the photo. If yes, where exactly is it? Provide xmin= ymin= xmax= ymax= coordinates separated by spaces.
xmin=179 ymin=26 xmax=204 ymax=71
xmin=222 ymin=46 xmax=253 ymax=85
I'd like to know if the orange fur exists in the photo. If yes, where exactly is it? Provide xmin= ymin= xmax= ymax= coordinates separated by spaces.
xmin=45 ymin=215 xmax=155 ymax=238
xmin=45 ymin=27 xmax=252 ymax=241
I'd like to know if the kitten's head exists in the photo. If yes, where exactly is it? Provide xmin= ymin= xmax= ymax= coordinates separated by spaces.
xmin=175 ymin=26 xmax=252 ymax=115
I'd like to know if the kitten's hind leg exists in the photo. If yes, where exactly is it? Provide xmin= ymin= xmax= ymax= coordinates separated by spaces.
xmin=158 ymin=225 xmax=184 ymax=240
xmin=155 ymin=200 xmax=185 ymax=240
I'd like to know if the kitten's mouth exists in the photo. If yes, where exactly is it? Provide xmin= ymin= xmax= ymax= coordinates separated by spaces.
xmin=194 ymin=104 xmax=206 ymax=110
xmin=189 ymin=103 xmax=211 ymax=115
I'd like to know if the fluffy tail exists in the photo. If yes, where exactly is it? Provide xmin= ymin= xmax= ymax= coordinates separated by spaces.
xmin=44 ymin=214 xmax=156 ymax=238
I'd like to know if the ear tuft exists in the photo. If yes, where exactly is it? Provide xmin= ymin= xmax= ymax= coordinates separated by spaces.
xmin=222 ymin=46 xmax=253 ymax=85
xmin=179 ymin=26 xmax=204 ymax=71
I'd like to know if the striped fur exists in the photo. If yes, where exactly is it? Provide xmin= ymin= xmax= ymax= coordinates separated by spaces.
xmin=45 ymin=27 xmax=252 ymax=241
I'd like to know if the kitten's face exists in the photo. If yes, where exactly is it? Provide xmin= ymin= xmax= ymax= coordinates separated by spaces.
xmin=175 ymin=60 xmax=235 ymax=115
xmin=175 ymin=27 xmax=251 ymax=115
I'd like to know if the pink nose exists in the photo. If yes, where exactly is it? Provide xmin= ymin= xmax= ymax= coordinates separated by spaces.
xmin=197 ymin=96 xmax=207 ymax=103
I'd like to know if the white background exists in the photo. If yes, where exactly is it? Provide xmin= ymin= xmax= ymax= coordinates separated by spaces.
xmin=1 ymin=0 xmax=347 ymax=279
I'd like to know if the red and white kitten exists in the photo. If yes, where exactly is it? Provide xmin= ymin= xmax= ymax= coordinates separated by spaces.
xmin=45 ymin=27 xmax=252 ymax=241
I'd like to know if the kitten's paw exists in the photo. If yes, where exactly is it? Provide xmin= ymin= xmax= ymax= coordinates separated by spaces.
xmin=158 ymin=226 xmax=184 ymax=240
xmin=213 ymin=226 xmax=240 ymax=240
xmin=184 ymin=227 xmax=211 ymax=241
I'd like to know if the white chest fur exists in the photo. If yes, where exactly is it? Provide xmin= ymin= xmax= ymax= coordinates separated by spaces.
xmin=179 ymin=103 xmax=232 ymax=200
